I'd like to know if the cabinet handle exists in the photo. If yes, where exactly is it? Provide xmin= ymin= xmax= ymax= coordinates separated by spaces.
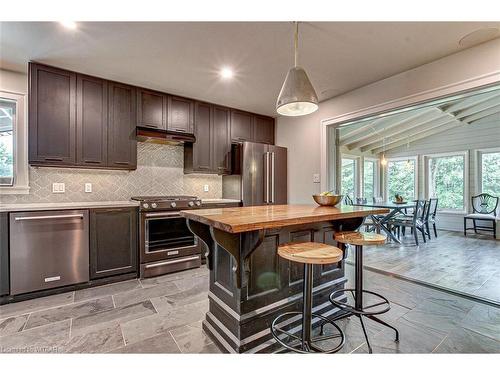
xmin=172 ymin=128 xmax=186 ymax=132
xmin=114 ymin=161 xmax=129 ymax=165
xmin=45 ymin=157 xmax=63 ymax=162
xmin=144 ymin=256 xmax=200 ymax=269
xmin=15 ymin=214 xmax=84 ymax=221
xmin=84 ymin=160 xmax=101 ymax=164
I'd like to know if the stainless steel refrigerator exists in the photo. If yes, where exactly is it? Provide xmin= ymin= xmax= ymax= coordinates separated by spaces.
xmin=222 ymin=142 xmax=287 ymax=206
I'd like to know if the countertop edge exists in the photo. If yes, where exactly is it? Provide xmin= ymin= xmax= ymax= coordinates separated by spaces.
xmin=0 ymin=201 xmax=140 ymax=213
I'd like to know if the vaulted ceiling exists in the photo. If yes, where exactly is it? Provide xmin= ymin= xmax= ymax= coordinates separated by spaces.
xmin=339 ymin=88 xmax=500 ymax=155
xmin=1 ymin=22 xmax=500 ymax=116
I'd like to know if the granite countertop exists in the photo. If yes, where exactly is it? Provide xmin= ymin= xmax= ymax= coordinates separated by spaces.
xmin=180 ymin=204 xmax=389 ymax=233
xmin=0 ymin=201 xmax=140 ymax=212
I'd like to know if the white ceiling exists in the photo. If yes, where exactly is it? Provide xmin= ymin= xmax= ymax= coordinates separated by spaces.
xmin=1 ymin=22 xmax=500 ymax=116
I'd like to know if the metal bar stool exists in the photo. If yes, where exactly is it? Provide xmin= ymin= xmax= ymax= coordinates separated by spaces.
xmin=324 ymin=232 xmax=400 ymax=353
xmin=271 ymin=242 xmax=346 ymax=353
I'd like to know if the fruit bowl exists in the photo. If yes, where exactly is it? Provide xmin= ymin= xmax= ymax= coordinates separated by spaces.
xmin=312 ymin=194 xmax=343 ymax=207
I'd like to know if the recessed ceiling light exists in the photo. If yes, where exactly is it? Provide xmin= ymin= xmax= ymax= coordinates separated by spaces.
xmin=219 ymin=67 xmax=234 ymax=79
xmin=59 ymin=21 xmax=77 ymax=30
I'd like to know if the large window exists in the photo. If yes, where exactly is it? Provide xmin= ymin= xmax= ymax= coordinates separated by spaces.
xmin=0 ymin=98 xmax=15 ymax=186
xmin=341 ymin=157 xmax=357 ymax=198
xmin=363 ymin=159 xmax=377 ymax=198
xmin=480 ymin=151 xmax=500 ymax=197
xmin=387 ymin=158 xmax=417 ymax=201
xmin=427 ymin=153 xmax=466 ymax=211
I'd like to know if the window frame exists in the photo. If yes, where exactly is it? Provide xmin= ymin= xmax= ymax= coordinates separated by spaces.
xmin=477 ymin=147 xmax=500 ymax=198
xmin=424 ymin=151 xmax=469 ymax=214
xmin=363 ymin=156 xmax=379 ymax=198
xmin=340 ymin=154 xmax=360 ymax=198
xmin=0 ymin=91 xmax=29 ymax=195
xmin=384 ymin=155 xmax=418 ymax=201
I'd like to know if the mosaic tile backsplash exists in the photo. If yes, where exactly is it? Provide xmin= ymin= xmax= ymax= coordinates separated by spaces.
xmin=1 ymin=143 xmax=222 ymax=204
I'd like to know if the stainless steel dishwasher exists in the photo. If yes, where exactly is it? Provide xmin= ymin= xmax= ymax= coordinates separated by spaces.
xmin=10 ymin=210 xmax=89 ymax=295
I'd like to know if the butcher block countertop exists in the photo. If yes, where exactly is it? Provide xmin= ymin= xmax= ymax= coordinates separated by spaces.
xmin=179 ymin=204 xmax=388 ymax=233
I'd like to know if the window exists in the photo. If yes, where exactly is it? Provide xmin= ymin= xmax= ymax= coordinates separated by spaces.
xmin=341 ymin=157 xmax=357 ymax=198
xmin=0 ymin=98 xmax=15 ymax=186
xmin=363 ymin=159 xmax=377 ymax=198
xmin=480 ymin=151 xmax=500 ymax=196
xmin=427 ymin=153 xmax=467 ymax=211
xmin=387 ymin=157 xmax=417 ymax=201
xmin=0 ymin=91 xmax=28 ymax=194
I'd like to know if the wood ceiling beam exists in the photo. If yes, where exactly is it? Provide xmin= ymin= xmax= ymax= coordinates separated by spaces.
xmin=443 ymin=91 xmax=500 ymax=113
xmin=462 ymin=104 xmax=500 ymax=123
xmin=454 ymin=96 xmax=500 ymax=119
xmin=370 ymin=114 xmax=461 ymax=154
xmin=354 ymin=109 xmax=443 ymax=152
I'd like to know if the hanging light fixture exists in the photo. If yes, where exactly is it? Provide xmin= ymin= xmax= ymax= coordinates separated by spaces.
xmin=381 ymin=136 xmax=388 ymax=166
xmin=276 ymin=22 xmax=319 ymax=116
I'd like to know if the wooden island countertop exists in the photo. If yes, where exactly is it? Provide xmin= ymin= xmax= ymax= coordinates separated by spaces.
xmin=180 ymin=204 xmax=388 ymax=233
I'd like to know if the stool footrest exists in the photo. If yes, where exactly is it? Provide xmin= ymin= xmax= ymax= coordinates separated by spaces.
xmin=270 ymin=311 xmax=345 ymax=354
xmin=329 ymin=288 xmax=390 ymax=316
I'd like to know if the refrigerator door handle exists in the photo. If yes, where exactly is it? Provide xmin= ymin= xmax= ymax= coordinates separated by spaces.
xmin=271 ymin=152 xmax=275 ymax=203
xmin=264 ymin=152 xmax=270 ymax=203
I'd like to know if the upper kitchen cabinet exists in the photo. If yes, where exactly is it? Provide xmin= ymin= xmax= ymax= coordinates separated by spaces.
xmin=29 ymin=63 xmax=77 ymax=165
xmin=184 ymin=101 xmax=212 ymax=173
xmin=76 ymin=75 xmax=108 ymax=167
xmin=137 ymin=88 xmax=166 ymax=130
xmin=230 ymin=110 xmax=253 ymax=142
xmin=168 ymin=96 xmax=194 ymax=134
xmin=107 ymin=82 xmax=137 ymax=169
xmin=253 ymin=115 xmax=275 ymax=145
xmin=212 ymin=106 xmax=231 ymax=174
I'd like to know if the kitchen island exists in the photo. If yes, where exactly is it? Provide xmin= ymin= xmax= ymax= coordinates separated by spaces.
xmin=180 ymin=204 xmax=388 ymax=353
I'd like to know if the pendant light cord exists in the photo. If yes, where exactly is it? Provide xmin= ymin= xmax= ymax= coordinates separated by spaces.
xmin=294 ymin=21 xmax=299 ymax=67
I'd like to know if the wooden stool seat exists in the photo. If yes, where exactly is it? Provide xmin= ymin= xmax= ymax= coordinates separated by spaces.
xmin=278 ymin=242 xmax=343 ymax=265
xmin=334 ymin=231 xmax=386 ymax=246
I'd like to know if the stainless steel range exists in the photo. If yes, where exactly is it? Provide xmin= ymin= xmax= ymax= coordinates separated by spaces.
xmin=131 ymin=195 xmax=202 ymax=278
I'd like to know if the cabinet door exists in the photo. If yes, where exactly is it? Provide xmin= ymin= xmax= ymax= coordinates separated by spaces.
xmin=76 ymin=74 xmax=108 ymax=167
xmin=29 ymin=63 xmax=76 ymax=165
xmin=168 ymin=96 xmax=194 ymax=133
xmin=253 ymin=115 xmax=275 ymax=144
xmin=90 ymin=207 xmax=138 ymax=279
xmin=230 ymin=110 xmax=253 ymax=142
xmin=107 ymin=82 xmax=137 ymax=169
xmin=0 ymin=212 xmax=9 ymax=296
xmin=212 ymin=106 xmax=231 ymax=174
xmin=192 ymin=102 xmax=212 ymax=172
xmin=137 ymin=89 xmax=166 ymax=129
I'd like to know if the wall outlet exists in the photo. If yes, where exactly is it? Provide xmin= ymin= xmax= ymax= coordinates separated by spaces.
xmin=84 ymin=183 xmax=92 ymax=193
xmin=203 ymin=184 xmax=209 ymax=192
xmin=313 ymin=174 xmax=321 ymax=183
xmin=52 ymin=183 xmax=65 ymax=193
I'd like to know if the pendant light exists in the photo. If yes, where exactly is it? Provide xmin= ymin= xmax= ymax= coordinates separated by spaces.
xmin=276 ymin=22 xmax=319 ymax=116
xmin=381 ymin=136 xmax=388 ymax=166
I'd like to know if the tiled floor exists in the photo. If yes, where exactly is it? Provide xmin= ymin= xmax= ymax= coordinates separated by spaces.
xmin=1 ymin=264 xmax=499 ymax=353
xmin=349 ymin=230 xmax=500 ymax=304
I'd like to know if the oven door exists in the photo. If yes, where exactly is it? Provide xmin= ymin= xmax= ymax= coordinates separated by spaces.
xmin=141 ymin=212 xmax=200 ymax=263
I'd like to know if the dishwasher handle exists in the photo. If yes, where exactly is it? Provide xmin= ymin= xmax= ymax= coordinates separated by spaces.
xmin=14 ymin=214 xmax=85 ymax=222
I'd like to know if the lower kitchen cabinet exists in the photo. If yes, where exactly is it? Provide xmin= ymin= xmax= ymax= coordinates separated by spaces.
xmin=0 ymin=212 xmax=9 ymax=296
xmin=90 ymin=207 xmax=138 ymax=280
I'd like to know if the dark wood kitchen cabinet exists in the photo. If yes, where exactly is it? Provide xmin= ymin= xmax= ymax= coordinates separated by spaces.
xmin=184 ymin=102 xmax=212 ymax=173
xmin=107 ymin=82 xmax=137 ymax=169
xmin=253 ymin=115 xmax=275 ymax=144
xmin=137 ymin=88 xmax=166 ymax=130
xmin=76 ymin=75 xmax=108 ymax=167
xmin=230 ymin=110 xmax=253 ymax=142
xmin=90 ymin=207 xmax=138 ymax=280
xmin=212 ymin=106 xmax=231 ymax=174
xmin=29 ymin=63 xmax=77 ymax=165
xmin=168 ymin=96 xmax=194 ymax=133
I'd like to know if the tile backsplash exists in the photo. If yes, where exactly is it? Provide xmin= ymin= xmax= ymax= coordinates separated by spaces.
xmin=1 ymin=143 xmax=222 ymax=204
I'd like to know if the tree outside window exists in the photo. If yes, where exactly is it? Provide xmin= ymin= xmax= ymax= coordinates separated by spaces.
xmin=387 ymin=159 xmax=416 ymax=201
xmin=364 ymin=159 xmax=376 ymax=198
xmin=0 ymin=98 xmax=15 ymax=186
xmin=427 ymin=154 xmax=465 ymax=211
xmin=481 ymin=152 xmax=500 ymax=197
xmin=341 ymin=158 xmax=356 ymax=199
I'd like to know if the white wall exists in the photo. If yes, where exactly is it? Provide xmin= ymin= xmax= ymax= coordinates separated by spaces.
xmin=0 ymin=69 xmax=27 ymax=94
xmin=276 ymin=38 xmax=500 ymax=204
xmin=386 ymin=115 xmax=500 ymax=232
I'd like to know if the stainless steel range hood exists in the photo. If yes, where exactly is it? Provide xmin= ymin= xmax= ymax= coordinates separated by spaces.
xmin=136 ymin=127 xmax=196 ymax=145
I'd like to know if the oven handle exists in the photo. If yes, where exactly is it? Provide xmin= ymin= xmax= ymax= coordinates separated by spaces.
xmin=144 ymin=255 xmax=200 ymax=269
xmin=144 ymin=212 xmax=181 ymax=218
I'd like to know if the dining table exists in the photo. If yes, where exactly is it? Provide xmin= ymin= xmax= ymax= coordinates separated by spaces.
xmin=351 ymin=201 xmax=416 ymax=243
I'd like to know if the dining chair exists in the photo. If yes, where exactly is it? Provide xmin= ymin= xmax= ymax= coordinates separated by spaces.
xmin=389 ymin=200 xmax=427 ymax=246
xmin=343 ymin=195 xmax=353 ymax=205
xmin=464 ymin=193 xmax=498 ymax=239
xmin=427 ymin=198 xmax=439 ymax=238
